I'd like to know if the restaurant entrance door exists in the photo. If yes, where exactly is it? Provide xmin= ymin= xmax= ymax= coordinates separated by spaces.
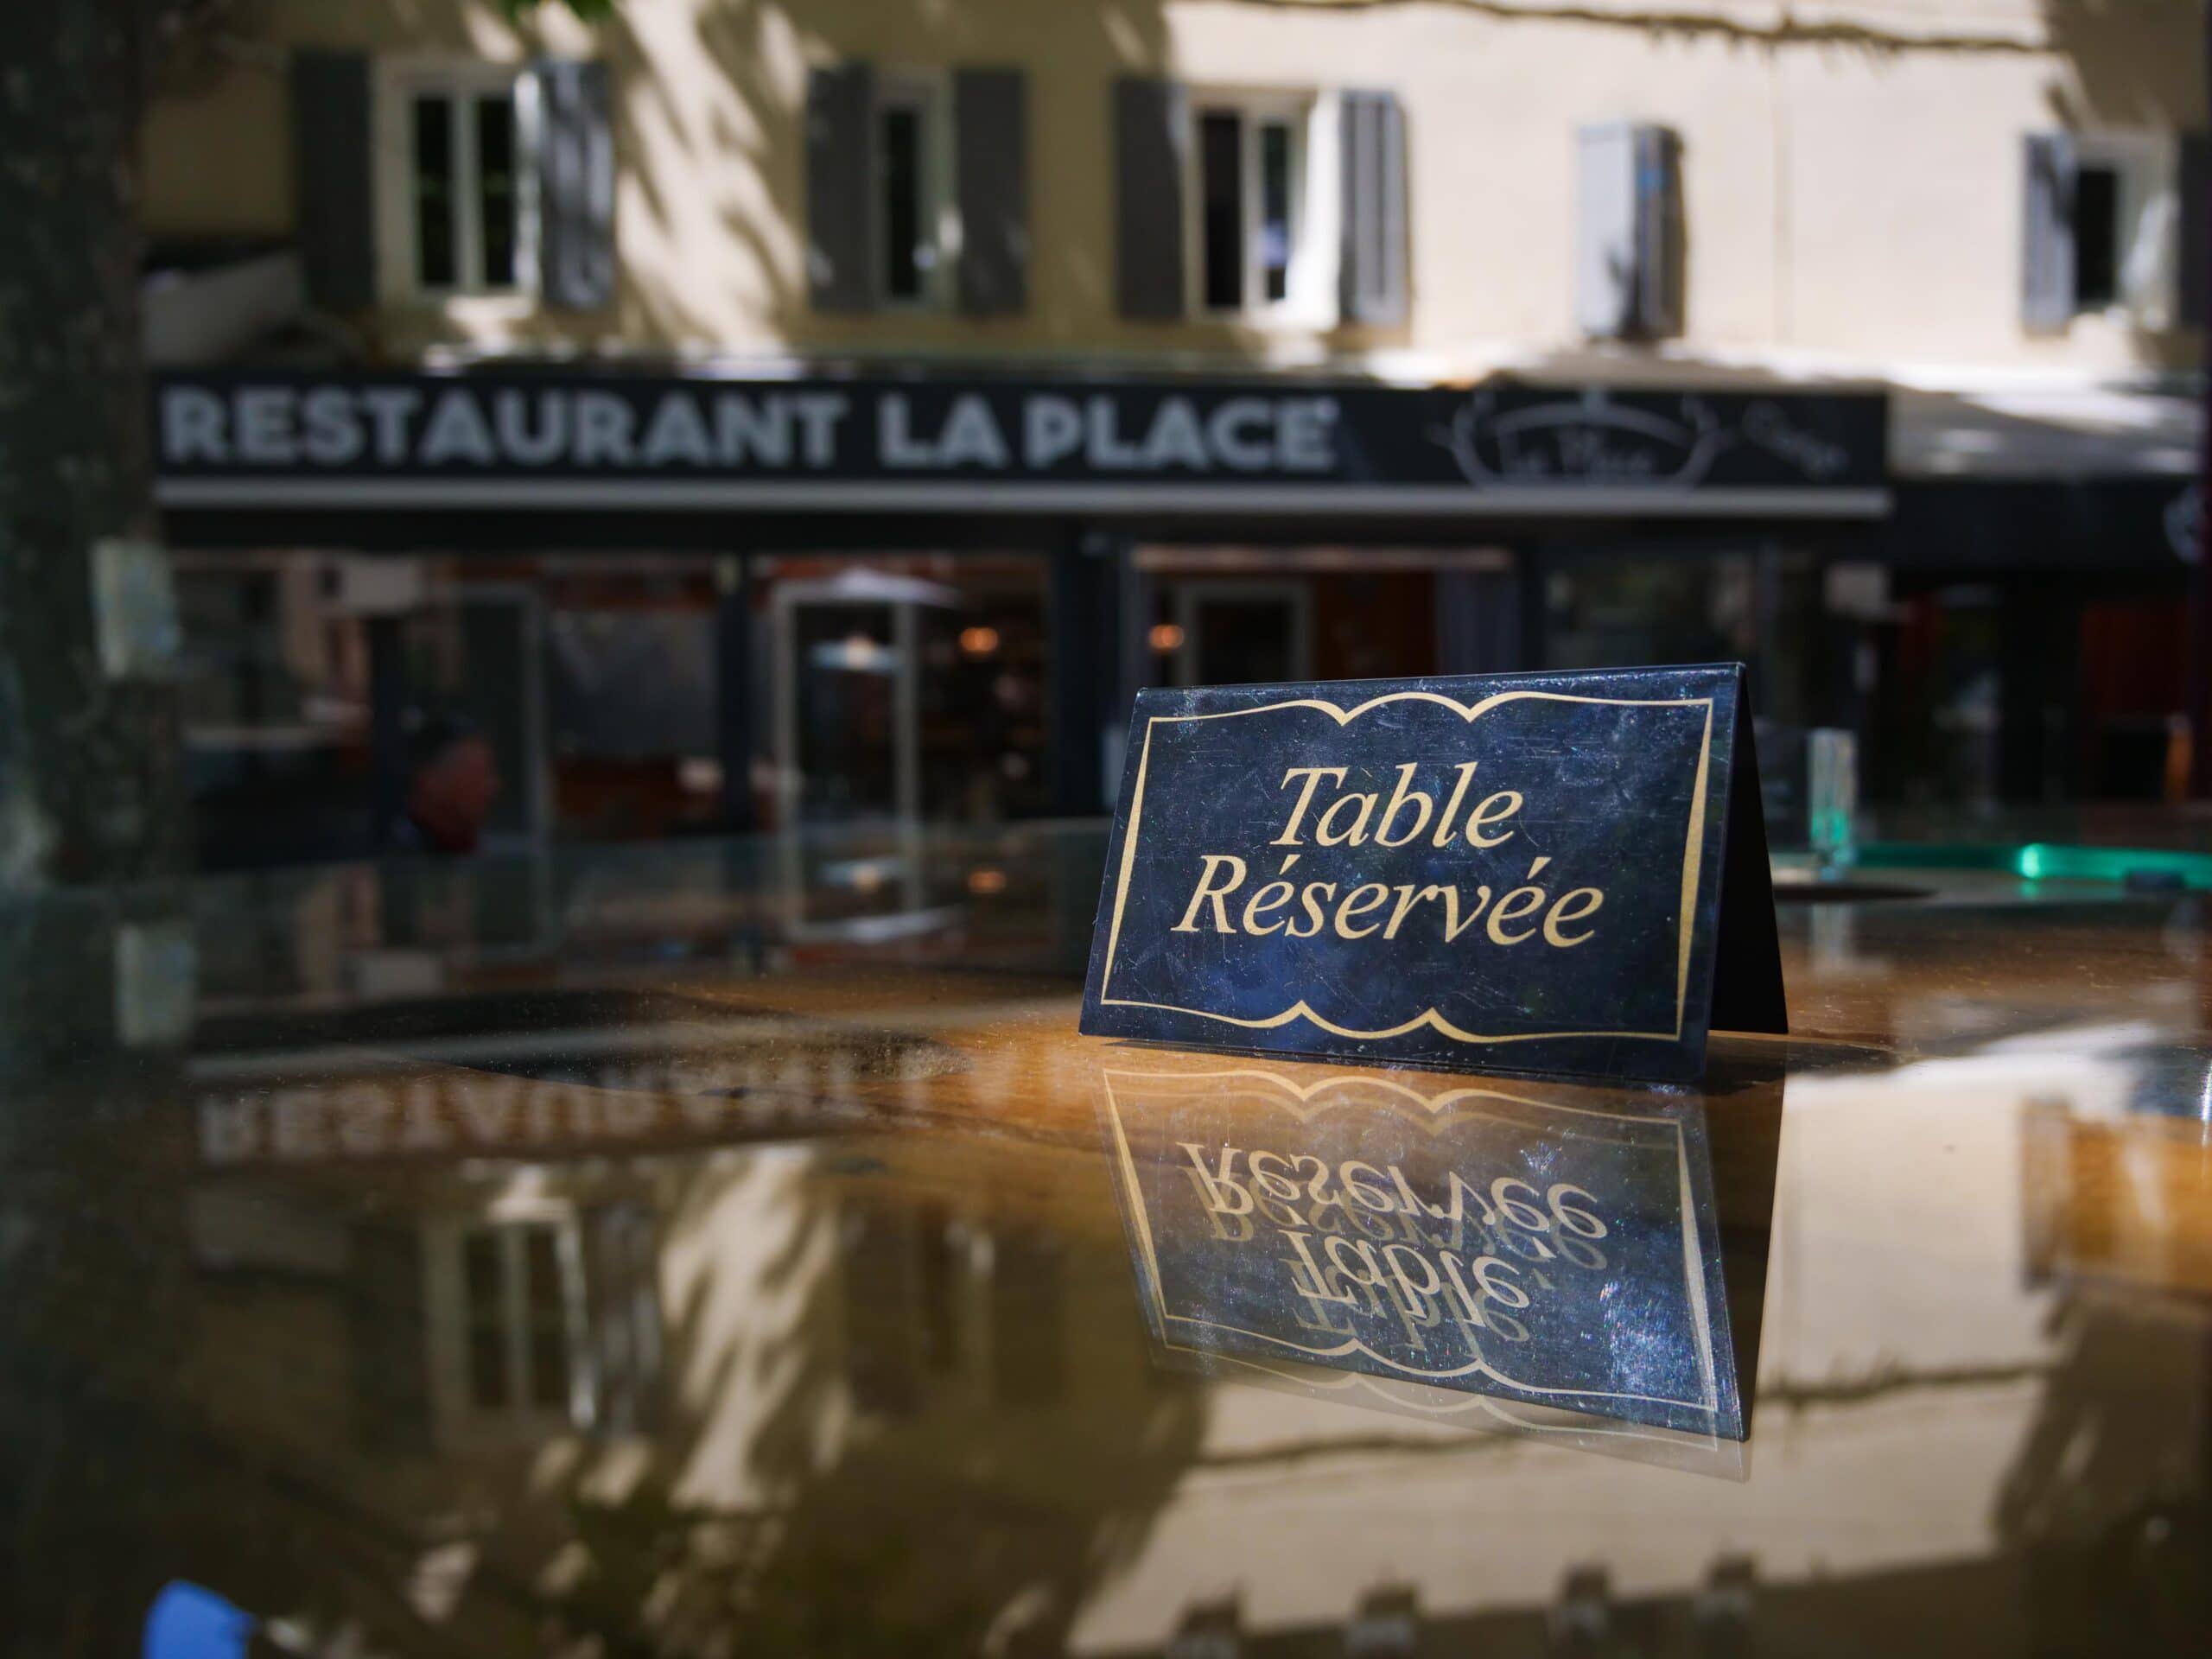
xmin=1166 ymin=580 xmax=1315 ymax=686
xmin=766 ymin=561 xmax=1052 ymax=828
xmin=772 ymin=572 xmax=938 ymax=824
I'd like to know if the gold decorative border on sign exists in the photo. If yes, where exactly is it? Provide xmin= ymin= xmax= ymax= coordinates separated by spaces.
xmin=1099 ymin=1067 xmax=1722 ymax=1415
xmin=1098 ymin=689 xmax=1718 ymax=1046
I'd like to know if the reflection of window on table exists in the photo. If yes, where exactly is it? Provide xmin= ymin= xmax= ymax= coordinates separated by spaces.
xmin=586 ymin=1205 xmax=664 ymax=1433
xmin=841 ymin=1206 xmax=1065 ymax=1414
xmin=462 ymin=1222 xmax=575 ymax=1414
xmin=844 ymin=1201 xmax=960 ymax=1417
xmin=988 ymin=1230 xmax=1065 ymax=1407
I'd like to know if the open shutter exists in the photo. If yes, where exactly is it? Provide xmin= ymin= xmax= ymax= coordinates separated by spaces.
xmin=1339 ymin=90 xmax=1408 ymax=327
xmin=290 ymin=51 xmax=376 ymax=310
xmin=533 ymin=60 xmax=616 ymax=310
xmin=2180 ymin=131 xmax=2208 ymax=329
xmin=1115 ymin=77 xmax=1186 ymax=321
xmin=806 ymin=61 xmax=875 ymax=314
xmin=1575 ymin=123 xmax=1681 ymax=340
xmin=1632 ymin=124 xmax=1683 ymax=337
xmin=956 ymin=67 xmax=1028 ymax=315
xmin=2022 ymin=132 xmax=2077 ymax=334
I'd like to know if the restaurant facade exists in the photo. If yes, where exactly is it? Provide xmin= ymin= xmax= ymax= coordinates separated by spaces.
xmin=141 ymin=0 xmax=2205 ymax=861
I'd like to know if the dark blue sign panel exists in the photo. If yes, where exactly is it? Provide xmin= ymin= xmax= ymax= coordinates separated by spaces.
xmin=1095 ymin=1059 xmax=1761 ymax=1442
xmin=1079 ymin=664 xmax=1783 ymax=1083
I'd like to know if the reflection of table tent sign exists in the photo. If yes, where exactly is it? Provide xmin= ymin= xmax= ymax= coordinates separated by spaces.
xmin=1096 ymin=1063 xmax=1753 ymax=1449
xmin=1080 ymin=664 xmax=1785 ymax=1083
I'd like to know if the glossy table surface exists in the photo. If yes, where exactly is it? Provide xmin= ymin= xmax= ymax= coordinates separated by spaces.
xmin=3 ymin=825 xmax=2208 ymax=1656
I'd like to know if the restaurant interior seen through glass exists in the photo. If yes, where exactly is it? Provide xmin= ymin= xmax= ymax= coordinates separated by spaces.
xmin=13 ymin=0 xmax=2212 ymax=1655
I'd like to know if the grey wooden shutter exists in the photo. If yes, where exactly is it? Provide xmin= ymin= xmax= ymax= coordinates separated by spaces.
xmin=290 ymin=51 xmax=377 ymax=310
xmin=533 ymin=60 xmax=616 ymax=309
xmin=1339 ymin=90 xmax=1408 ymax=327
xmin=2022 ymin=132 xmax=2077 ymax=334
xmin=1575 ymin=123 xmax=1681 ymax=340
xmin=807 ymin=61 xmax=876 ymax=313
xmin=1115 ymin=77 xmax=1186 ymax=321
xmin=956 ymin=67 xmax=1028 ymax=315
xmin=1633 ymin=124 xmax=1683 ymax=337
xmin=2181 ymin=131 xmax=2209 ymax=329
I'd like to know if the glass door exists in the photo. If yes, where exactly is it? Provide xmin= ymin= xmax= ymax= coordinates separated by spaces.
xmin=1170 ymin=579 xmax=1313 ymax=686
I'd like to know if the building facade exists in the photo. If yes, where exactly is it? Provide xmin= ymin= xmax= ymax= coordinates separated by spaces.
xmin=142 ymin=0 xmax=2209 ymax=860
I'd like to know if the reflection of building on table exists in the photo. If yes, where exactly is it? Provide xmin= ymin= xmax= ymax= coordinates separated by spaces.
xmin=10 ymin=862 xmax=2212 ymax=1652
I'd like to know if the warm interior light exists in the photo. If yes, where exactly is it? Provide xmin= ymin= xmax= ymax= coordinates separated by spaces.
xmin=1148 ymin=622 xmax=1185 ymax=653
xmin=958 ymin=626 xmax=1001 ymax=657
xmin=966 ymin=868 xmax=1008 ymax=895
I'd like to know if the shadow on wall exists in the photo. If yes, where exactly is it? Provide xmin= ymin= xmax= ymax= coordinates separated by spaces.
xmin=397 ymin=0 xmax=1406 ymax=367
xmin=503 ymin=0 xmax=1179 ymax=358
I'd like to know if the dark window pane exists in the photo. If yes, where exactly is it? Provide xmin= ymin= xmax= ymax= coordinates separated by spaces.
xmin=1260 ymin=120 xmax=1293 ymax=303
xmin=2075 ymin=163 xmax=2120 ymax=308
xmin=1199 ymin=111 xmax=1244 ymax=311
xmin=918 ymin=1205 xmax=957 ymax=1374
xmin=881 ymin=104 xmax=924 ymax=301
xmin=990 ymin=1230 xmax=1064 ymax=1406
xmin=412 ymin=94 xmax=456 ymax=289
xmin=524 ymin=1228 xmax=569 ymax=1410
xmin=462 ymin=1230 xmax=505 ymax=1408
xmin=464 ymin=1228 xmax=501 ymax=1310
xmin=476 ymin=93 xmax=518 ymax=287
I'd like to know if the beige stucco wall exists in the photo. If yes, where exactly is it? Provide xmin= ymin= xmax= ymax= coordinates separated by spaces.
xmin=141 ymin=0 xmax=2208 ymax=374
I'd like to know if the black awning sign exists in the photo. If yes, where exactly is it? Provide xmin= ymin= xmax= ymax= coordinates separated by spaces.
xmin=1078 ymin=664 xmax=1785 ymax=1084
xmin=153 ymin=372 xmax=1888 ymax=518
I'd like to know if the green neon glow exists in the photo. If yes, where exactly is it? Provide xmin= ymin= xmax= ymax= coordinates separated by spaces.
xmin=1856 ymin=842 xmax=2212 ymax=890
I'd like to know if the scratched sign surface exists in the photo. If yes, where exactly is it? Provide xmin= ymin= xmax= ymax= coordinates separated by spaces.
xmin=1080 ymin=665 xmax=1752 ymax=1083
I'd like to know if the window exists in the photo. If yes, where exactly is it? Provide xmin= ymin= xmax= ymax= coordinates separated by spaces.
xmin=2025 ymin=131 xmax=2179 ymax=329
xmin=1190 ymin=95 xmax=1312 ymax=318
xmin=385 ymin=65 xmax=541 ymax=297
xmin=2074 ymin=162 xmax=2122 ymax=309
xmin=1574 ymin=123 xmax=1683 ymax=340
xmin=2069 ymin=136 xmax=2174 ymax=319
xmin=875 ymin=74 xmax=950 ymax=307
xmin=447 ymin=1219 xmax=582 ymax=1425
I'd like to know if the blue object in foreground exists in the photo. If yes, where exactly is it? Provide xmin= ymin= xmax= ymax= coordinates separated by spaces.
xmin=144 ymin=1581 xmax=254 ymax=1659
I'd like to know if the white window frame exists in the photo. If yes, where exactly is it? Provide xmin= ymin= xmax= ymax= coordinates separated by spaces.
xmin=873 ymin=68 xmax=959 ymax=311
xmin=375 ymin=58 xmax=543 ymax=303
xmin=1183 ymin=89 xmax=1338 ymax=328
xmin=423 ymin=1206 xmax=593 ymax=1445
xmin=2069 ymin=131 xmax=2178 ymax=327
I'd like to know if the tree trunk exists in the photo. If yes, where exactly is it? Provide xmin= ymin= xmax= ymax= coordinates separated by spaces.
xmin=0 ymin=0 xmax=188 ymax=886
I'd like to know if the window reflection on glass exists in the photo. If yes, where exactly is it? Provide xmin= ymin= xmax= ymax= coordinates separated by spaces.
xmin=990 ymin=1229 xmax=1064 ymax=1407
xmin=463 ymin=1227 xmax=505 ymax=1408
xmin=772 ymin=559 xmax=1049 ymax=828
xmin=791 ymin=601 xmax=899 ymax=822
xmin=524 ymin=1226 xmax=569 ymax=1411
